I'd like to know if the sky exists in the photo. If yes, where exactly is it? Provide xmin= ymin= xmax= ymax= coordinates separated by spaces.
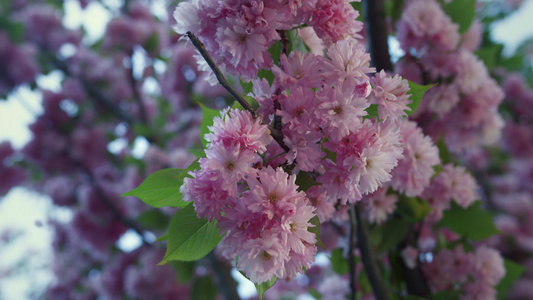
xmin=0 ymin=0 xmax=532 ymax=299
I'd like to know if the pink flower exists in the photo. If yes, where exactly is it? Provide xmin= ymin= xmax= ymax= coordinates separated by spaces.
xmin=391 ymin=121 xmax=440 ymax=197
xmin=368 ymin=70 xmax=412 ymax=120
xmin=172 ymin=0 xmax=202 ymax=35
xmin=306 ymin=185 xmax=336 ymax=222
xmin=243 ymin=167 xmax=307 ymax=220
xmin=282 ymin=128 xmax=324 ymax=172
xmin=206 ymin=108 xmax=272 ymax=154
xmin=317 ymin=160 xmax=362 ymax=204
xmin=310 ymin=0 xmax=363 ymax=43
xmin=401 ymin=246 xmax=419 ymax=269
xmin=200 ymin=143 xmax=258 ymax=185
xmin=277 ymin=86 xmax=318 ymax=133
xmin=423 ymin=83 xmax=460 ymax=115
xmin=181 ymin=169 xmax=236 ymax=221
xmin=430 ymin=164 xmax=478 ymax=209
xmin=236 ymin=231 xmax=289 ymax=284
xmin=363 ymin=186 xmax=398 ymax=224
xmin=473 ymin=246 xmax=505 ymax=285
xmin=320 ymin=38 xmax=375 ymax=83
xmin=315 ymin=78 xmax=369 ymax=141
xmin=272 ymin=51 xmax=322 ymax=89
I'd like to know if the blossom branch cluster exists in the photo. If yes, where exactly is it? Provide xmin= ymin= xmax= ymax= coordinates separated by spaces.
xmin=173 ymin=0 xmax=449 ymax=286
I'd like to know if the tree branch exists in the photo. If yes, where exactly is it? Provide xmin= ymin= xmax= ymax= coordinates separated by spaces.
xmin=354 ymin=203 xmax=390 ymax=300
xmin=206 ymin=252 xmax=242 ymax=300
xmin=363 ymin=0 xmax=393 ymax=72
xmin=51 ymin=56 xmax=138 ymax=126
xmin=78 ymin=162 xmax=151 ymax=246
xmin=348 ymin=205 xmax=358 ymax=300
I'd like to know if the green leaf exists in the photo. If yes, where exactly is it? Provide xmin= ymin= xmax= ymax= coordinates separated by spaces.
xmin=240 ymin=78 xmax=254 ymax=95
xmin=6 ymin=22 xmax=24 ymax=43
xmin=143 ymin=32 xmax=159 ymax=53
xmin=441 ymin=0 xmax=476 ymax=33
xmin=268 ymin=41 xmax=282 ymax=66
xmin=191 ymin=276 xmax=217 ymax=300
xmin=364 ymin=104 xmax=380 ymax=121
xmin=385 ymin=0 xmax=405 ymax=23
xmin=436 ymin=139 xmax=451 ymax=165
xmin=496 ymin=259 xmax=525 ymax=300
xmin=475 ymin=44 xmax=503 ymax=71
xmin=200 ymin=104 xmax=221 ymax=148
xmin=321 ymin=147 xmax=337 ymax=163
xmin=160 ymin=204 xmax=223 ymax=263
xmin=255 ymin=276 xmax=277 ymax=300
xmin=156 ymin=231 xmax=169 ymax=242
xmin=396 ymin=195 xmax=431 ymax=223
xmin=358 ymin=270 xmax=372 ymax=294
xmin=258 ymin=69 xmax=275 ymax=86
xmin=121 ymin=168 xmax=190 ymax=208
xmin=377 ymin=218 xmax=409 ymax=252
xmin=406 ymin=81 xmax=437 ymax=116
xmin=440 ymin=201 xmax=499 ymax=240
xmin=433 ymin=290 xmax=460 ymax=300
xmin=231 ymin=95 xmax=259 ymax=111
xmin=330 ymin=248 xmax=349 ymax=275
xmin=350 ymin=2 xmax=364 ymax=21
xmin=295 ymin=171 xmax=319 ymax=192
xmin=169 ymin=260 xmax=196 ymax=284
xmin=286 ymin=29 xmax=311 ymax=54
xmin=132 ymin=124 xmax=153 ymax=137
xmin=137 ymin=209 xmax=169 ymax=230
xmin=308 ymin=215 xmax=326 ymax=249
xmin=308 ymin=287 xmax=322 ymax=300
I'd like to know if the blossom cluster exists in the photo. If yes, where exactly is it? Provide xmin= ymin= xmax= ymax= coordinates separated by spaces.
xmin=396 ymin=0 xmax=504 ymax=153
xmin=422 ymin=245 xmax=505 ymax=300
xmin=173 ymin=0 xmax=363 ymax=80
xmin=181 ymin=108 xmax=318 ymax=283
xmin=173 ymin=0 xmax=451 ymax=285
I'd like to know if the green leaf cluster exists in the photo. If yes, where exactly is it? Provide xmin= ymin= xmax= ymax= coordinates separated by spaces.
xmin=440 ymin=201 xmax=499 ymax=240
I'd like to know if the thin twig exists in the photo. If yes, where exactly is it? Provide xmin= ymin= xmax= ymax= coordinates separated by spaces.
xmin=185 ymin=31 xmax=290 ymax=153
xmin=128 ymin=50 xmax=148 ymax=124
xmin=186 ymin=32 xmax=257 ymax=118
xmin=354 ymin=203 xmax=390 ymax=300
xmin=51 ymin=56 xmax=138 ymax=126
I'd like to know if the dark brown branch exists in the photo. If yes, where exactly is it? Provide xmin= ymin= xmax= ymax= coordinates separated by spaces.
xmin=206 ymin=252 xmax=242 ymax=300
xmin=363 ymin=0 xmax=393 ymax=72
xmin=348 ymin=205 xmax=358 ymax=300
xmin=355 ymin=203 xmax=390 ymax=300
xmin=398 ymin=224 xmax=431 ymax=297
xmin=185 ymin=31 xmax=290 ymax=153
